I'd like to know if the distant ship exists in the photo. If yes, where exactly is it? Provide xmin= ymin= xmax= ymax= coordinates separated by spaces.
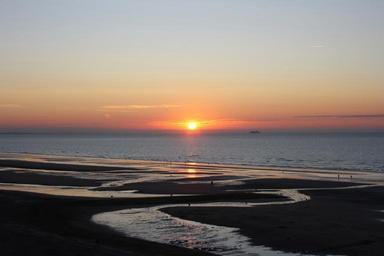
xmin=249 ymin=130 xmax=260 ymax=134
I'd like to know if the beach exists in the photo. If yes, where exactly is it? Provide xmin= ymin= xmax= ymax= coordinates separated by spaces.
xmin=2 ymin=1 xmax=383 ymax=255
xmin=0 ymin=154 xmax=383 ymax=256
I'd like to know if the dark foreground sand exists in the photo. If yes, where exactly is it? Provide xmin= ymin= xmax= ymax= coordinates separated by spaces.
xmin=1 ymin=157 xmax=383 ymax=256
xmin=2 ymin=184 xmax=383 ymax=256
xmin=0 ymin=159 xmax=131 ymax=172
xmin=0 ymin=190 xmax=283 ymax=256
xmin=0 ymin=169 xmax=104 ymax=186
xmin=164 ymin=186 xmax=384 ymax=256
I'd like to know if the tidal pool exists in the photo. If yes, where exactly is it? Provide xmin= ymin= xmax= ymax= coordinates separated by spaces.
xmin=92 ymin=190 xmax=317 ymax=256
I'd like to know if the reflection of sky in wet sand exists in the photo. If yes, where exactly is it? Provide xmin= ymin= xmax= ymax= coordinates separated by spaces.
xmin=0 ymin=183 xmax=168 ymax=198
xmin=93 ymin=190 xmax=316 ymax=256
xmin=186 ymin=168 xmax=197 ymax=178
xmin=1 ymin=153 xmax=384 ymax=198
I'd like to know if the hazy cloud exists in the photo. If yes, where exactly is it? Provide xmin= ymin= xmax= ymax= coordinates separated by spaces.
xmin=311 ymin=45 xmax=326 ymax=48
xmin=295 ymin=114 xmax=384 ymax=119
xmin=0 ymin=104 xmax=22 ymax=109
xmin=99 ymin=104 xmax=180 ymax=112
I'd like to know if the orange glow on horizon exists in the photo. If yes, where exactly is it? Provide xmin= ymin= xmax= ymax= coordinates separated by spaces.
xmin=186 ymin=168 xmax=197 ymax=178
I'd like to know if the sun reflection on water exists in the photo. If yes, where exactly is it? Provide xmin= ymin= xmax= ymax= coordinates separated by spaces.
xmin=187 ymin=168 xmax=197 ymax=178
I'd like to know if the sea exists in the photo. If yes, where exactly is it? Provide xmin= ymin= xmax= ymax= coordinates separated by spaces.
xmin=0 ymin=132 xmax=383 ymax=172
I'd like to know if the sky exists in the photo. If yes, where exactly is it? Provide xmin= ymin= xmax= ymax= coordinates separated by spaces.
xmin=1 ymin=0 xmax=383 ymax=132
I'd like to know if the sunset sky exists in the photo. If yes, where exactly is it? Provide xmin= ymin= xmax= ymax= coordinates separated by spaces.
xmin=1 ymin=0 xmax=383 ymax=132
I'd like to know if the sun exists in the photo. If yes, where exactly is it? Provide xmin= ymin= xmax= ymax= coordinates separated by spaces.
xmin=186 ymin=121 xmax=198 ymax=130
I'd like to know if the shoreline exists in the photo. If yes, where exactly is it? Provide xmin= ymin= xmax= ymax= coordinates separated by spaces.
xmin=1 ymin=152 xmax=383 ymax=174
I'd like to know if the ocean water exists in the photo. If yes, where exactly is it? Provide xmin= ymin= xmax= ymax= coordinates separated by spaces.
xmin=0 ymin=133 xmax=383 ymax=172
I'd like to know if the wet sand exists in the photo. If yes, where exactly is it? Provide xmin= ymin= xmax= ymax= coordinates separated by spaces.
xmin=0 ymin=189 xmax=286 ymax=256
xmin=0 ymin=169 xmax=104 ymax=186
xmin=0 ymin=159 xmax=131 ymax=172
xmin=0 ymin=154 xmax=384 ymax=256
xmin=94 ymin=178 xmax=359 ymax=194
xmin=0 ymin=190 xmax=221 ymax=256
xmin=164 ymin=186 xmax=384 ymax=256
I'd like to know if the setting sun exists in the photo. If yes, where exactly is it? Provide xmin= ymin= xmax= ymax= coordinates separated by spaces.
xmin=187 ymin=121 xmax=198 ymax=130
